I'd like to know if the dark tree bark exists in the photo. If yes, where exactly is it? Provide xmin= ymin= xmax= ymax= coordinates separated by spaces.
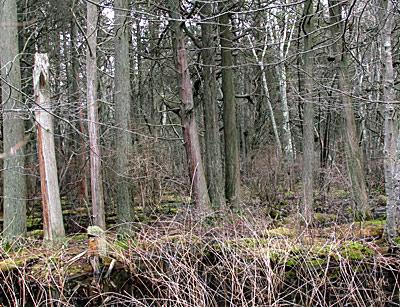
xmin=219 ymin=3 xmax=241 ymax=208
xmin=70 ymin=4 xmax=88 ymax=204
xmin=114 ymin=0 xmax=133 ymax=232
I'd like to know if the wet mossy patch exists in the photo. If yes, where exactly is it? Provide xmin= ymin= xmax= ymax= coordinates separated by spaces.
xmin=339 ymin=241 xmax=374 ymax=260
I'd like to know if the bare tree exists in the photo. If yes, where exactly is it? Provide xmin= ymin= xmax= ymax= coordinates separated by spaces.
xmin=0 ymin=0 xmax=27 ymax=239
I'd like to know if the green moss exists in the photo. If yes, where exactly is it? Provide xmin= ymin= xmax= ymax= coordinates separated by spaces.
xmin=340 ymin=241 xmax=373 ymax=260
xmin=28 ymin=229 xmax=44 ymax=238
xmin=307 ymin=257 xmax=327 ymax=267
xmin=114 ymin=237 xmax=138 ymax=251
xmin=237 ymin=238 xmax=268 ymax=249
xmin=70 ymin=233 xmax=87 ymax=242
xmin=0 ymin=259 xmax=20 ymax=272
xmin=27 ymin=217 xmax=42 ymax=228
xmin=265 ymin=227 xmax=296 ymax=238
xmin=284 ymin=191 xmax=295 ymax=198
xmin=285 ymin=258 xmax=298 ymax=266
xmin=365 ymin=219 xmax=386 ymax=226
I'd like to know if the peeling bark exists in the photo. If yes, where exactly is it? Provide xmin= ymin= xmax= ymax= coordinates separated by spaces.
xmin=33 ymin=53 xmax=65 ymax=241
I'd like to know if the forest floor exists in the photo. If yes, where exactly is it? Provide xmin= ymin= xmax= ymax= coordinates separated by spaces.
xmin=0 ymin=191 xmax=399 ymax=305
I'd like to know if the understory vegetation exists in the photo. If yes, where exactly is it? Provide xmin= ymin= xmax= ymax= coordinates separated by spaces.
xmin=0 ymin=203 xmax=399 ymax=306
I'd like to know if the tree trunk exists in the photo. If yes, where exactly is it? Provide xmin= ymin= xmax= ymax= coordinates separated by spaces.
xmin=381 ymin=0 xmax=399 ymax=249
xmin=87 ymin=0 xmax=106 ymax=229
xmin=33 ymin=53 xmax=65 ymax=241
xmin=114 ymin=0 xmax=133 ymax=232
xmin=328 ymin=0 xmax=369 ymax=219
xmin=219 ymin=3 xmax=241 ymax=207
xmin=0 ymin=0 xmax=27 ymax=239
xmin=271 ymin=9 xmax=295 ymax=163
xmin=200 ymin=2 xmax=225 ymax=209
xmin=168 ymin=0 xmax=211 ymax=213
xmin=301 ymin=0 xmax=315 ymax=225
xmin=70 ymin=3 xmax=88 ymax=204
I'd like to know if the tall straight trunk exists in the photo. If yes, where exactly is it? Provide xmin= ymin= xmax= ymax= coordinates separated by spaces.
xmin=87 ymin=0 xmax=105 ymax=229
xmin=278 ymin=60 xmax=294 ymax=163
xmin=266 ymin=8 xmax=296 ymax=190
xmin=200 ymin=2 xmax=225 ymax=209
xmin=70 ymin=7 xmax=88 ymax=204
xmin=219 ymin=4 xmax=241 ymax=207
xmin=0 ymin=0 xmax=27 ymax=238
xmin=381 ymin=0 xmax=398 ymax=248
xmin=33 ymin=53 xmax=65 ymax=241
xmin=328 ymin=0 xmax=369 ymax=219
xmin=168 ymin=0 xmax=211 ymax=212
xmin=271 ymin=9 xmax=295 ymax=163
xmin=114 ymin=0 xmax=133 ymax=232
xmin=301 ymin=0 xmax=314 ymax=225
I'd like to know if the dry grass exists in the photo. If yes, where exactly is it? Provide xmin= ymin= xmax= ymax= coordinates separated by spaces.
xmin=0 ymin=214 xmax=399 ymax=306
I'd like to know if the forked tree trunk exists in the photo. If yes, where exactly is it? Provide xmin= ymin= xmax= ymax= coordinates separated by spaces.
xmin=33 ymin=53 xmax=65 ymax=241
xmin=301 ymin=0 xmax=315 ymax=225
xmin=200 ymin=2 xmax=225 ymax=209
xmin=87 ymin=0 xmax=106 ymax=229
xmin=269 ymin=8 xmax=295 ymax=163
xmin=114 ymin=0 xmax=133 ymax=232
xmin=219 ymin=4 xmax=241 ymax=207
xmin=168 ymin=0 xmax=211 ymax=212
xmin=0 ymin=0 xmax=27 ymax=239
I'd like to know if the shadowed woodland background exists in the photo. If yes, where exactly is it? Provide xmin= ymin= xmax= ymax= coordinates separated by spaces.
xmin=0 ymin=0 xmax=399 ymax=249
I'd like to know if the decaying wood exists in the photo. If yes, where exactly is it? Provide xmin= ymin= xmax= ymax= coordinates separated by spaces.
xmin=33 ymin=53 xmax=65 ymax=241
xmin=87 ymin=226 xmax=107 ymax=279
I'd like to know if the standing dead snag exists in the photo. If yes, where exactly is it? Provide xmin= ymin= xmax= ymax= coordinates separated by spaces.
xmin=33 ymin=53 xmax=65 ymax=241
